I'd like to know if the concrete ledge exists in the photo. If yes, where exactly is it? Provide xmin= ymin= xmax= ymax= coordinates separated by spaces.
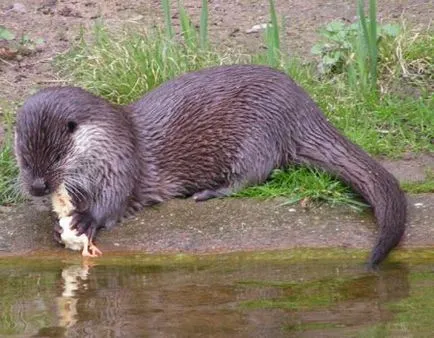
xmin=0 ymin=194 xmax=432 ymax=257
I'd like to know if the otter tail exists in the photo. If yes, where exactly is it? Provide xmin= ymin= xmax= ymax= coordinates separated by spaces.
xmin=294 ymin=117 xmax=407 ymax=268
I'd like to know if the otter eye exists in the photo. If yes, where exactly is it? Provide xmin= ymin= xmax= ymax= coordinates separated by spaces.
xmin=55 ymin=154 xmax=62 ymax=162
xmin=67 ymin=121 xmax=77 ymax=133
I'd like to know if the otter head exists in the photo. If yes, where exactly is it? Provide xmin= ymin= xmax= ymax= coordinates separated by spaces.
xmin=14 ymin=87 xmax=102 ymax=197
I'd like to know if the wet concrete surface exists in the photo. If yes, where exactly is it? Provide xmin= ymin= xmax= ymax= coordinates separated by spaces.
xmin=380 ymin=153 xmax=434 ymax=183
xmin=0 ymin=155 xmax=433 ymax=257
xmin=0 ymin=193 xmax=432 ymax=258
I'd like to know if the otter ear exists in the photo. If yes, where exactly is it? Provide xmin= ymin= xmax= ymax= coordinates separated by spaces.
xmin=67 ymin=121 xmax=78 ymax=133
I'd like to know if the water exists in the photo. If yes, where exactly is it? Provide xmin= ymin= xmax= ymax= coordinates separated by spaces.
xmin=1 ymin=250 xmax=434 ymax=337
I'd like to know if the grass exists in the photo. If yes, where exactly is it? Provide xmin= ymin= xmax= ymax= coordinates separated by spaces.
xmin=380 ymin=23 xmax=433 ymax=93
xmin=402 ymin=180 xmax=434 ymax=194
xmin=55 ymin=22 xmax=240 ymax=105
xmin=235 ymin=167 xmax=368 ymax=210
xmin=0 ymin=103 xmax=23 ymax=205
xmin=0 ymin=0 xmax=433 ymax=207
xmin=401 ymin=169 xmax=434 ymax=194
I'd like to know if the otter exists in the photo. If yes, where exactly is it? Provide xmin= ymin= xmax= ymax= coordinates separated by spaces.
xmin=14 ymin=64 xmax=407 ymax=268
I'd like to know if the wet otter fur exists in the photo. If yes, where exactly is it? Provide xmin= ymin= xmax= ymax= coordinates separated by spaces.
xmin=14 ymin=64 xmax=407 ymax=268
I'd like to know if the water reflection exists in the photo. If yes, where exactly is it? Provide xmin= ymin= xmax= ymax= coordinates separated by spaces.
xmin=56 ymin=264 xmax=91 ymax=330
xmin=0 ymin=254 xmax=432 ymax=337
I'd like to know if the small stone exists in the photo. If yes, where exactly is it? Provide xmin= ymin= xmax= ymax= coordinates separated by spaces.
xmin=37 ymin=0 xmax=56 ymax=14
xmin=246 ymin=23 xmax=270 ymax=34
xmin=229 ymin=28 xmax=240 ymax=37
xmin=414 ymin=203 xmax=424 ymax=208
xmin=288 ymin=208 xmax=296 ymax=212
xmin=0 ymin=45 xmax=19 ymax=60
xmin=43 ymin=0 xmax=57 ymax=6
xmin=58 ymin=6 xmax=82 ymax=17
xmin=41 ymin=7 xmax=54 ymax=15
xmin=128 ymin=15 xmax=144 ymax=21
xmin=7 ymin=3 xmax=26 ymax=13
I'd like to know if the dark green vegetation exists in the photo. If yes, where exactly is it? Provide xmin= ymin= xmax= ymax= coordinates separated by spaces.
xmin=1 ymin=250 xmax=434 ymax=336
xmin=0 ymin=0 xmax=432 ymax=206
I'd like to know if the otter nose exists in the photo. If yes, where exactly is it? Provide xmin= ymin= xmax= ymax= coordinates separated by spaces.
xmin=30 ymin=178 xmax=49 ymax=196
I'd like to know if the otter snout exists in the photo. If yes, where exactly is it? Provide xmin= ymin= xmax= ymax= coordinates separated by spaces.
xmin=30 ymin=178 xmax=50 ymax=196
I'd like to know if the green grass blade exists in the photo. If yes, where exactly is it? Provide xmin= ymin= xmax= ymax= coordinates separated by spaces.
xmin=178 ymin=0 xmax=198 ymax=50
xmin=264 ymin=0 xmax=281 ymax=67
xmin=357 ymin=0 xmax=370 ymax=92
xmin=357 ymin=0 xmax=378 ymax=93
xmin=161 ymin=0 xmax=174 ymax=40
xmin=369 ymin=0 xmax=378 ymax=89
xmin=269 ymin=0 xmax=280 ymax=51
xmin=199 ymin=0 xmax=208 ymax=50
xmin=357 ymin=0 xmax=370 ymax=50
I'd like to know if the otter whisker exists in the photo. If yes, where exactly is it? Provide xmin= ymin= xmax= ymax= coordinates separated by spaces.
xmin=63 ymin=176 xmax=92 ymax=201
xmin=63 ymin=182 xmax=86 ymax=202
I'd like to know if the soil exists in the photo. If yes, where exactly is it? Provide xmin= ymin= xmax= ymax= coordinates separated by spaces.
xmin=1 ymin=0 xmax=433 ymax=103
xmin=0 ymin=0 xmax=432 ymax=258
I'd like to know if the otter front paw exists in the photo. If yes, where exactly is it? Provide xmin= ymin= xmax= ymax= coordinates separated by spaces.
xmin=82 ymin=241 xmax=103 ymax=257
xmin=70 ymin=211 xmax=99 ymax=240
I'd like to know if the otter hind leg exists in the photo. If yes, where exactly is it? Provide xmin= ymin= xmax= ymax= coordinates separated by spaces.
xmin=192 ymin=187 xmax=233 ymax=202
xmin=192 ymin=155 xmax=279 ymax=203
xmin=192 ymin=162 xmax=277 ymax=202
